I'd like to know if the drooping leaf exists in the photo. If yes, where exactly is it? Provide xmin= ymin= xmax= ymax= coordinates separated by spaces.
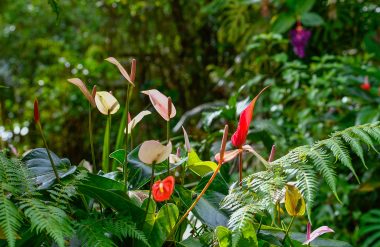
xmin=188 ymin=149 xmax=218 ymax=176
xmin=22 ymin=148 xmax=76 ymax=189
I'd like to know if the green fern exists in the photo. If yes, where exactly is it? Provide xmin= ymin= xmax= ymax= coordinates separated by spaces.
xmin=221 ymin=122 xmax=380 ymax=230
xmin=20 ymin=198 xmax=73 ymax=247
xmin=358 ymin=209 xmax=380 ymax=247
xmin=76 ymin=216 xmax=150 ymax=247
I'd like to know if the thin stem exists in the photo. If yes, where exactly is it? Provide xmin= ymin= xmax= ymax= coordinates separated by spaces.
xmin=37 ymin=122 xmax=60 ymax=183
xmin=238 ymin=151 xmax=243 ymax=186
xmin=123 ymin=84 xmax=131 ymax=192
xmin=166 ymin=120 xmax=170 ymax=176
xmin=167 ymin=161 xmax=223 ymax=241
xmin=106 ymin=113 xmax=112 ymax=172
xmin=282 ymin=216 xmax=295 ymax=244
xmin=142 ymin=162 xmax=156 ymax=227
xmin=89 ymin=104 xmax=96 ymax=174
xmin=277 ymin=202 xmax=281 ymax=226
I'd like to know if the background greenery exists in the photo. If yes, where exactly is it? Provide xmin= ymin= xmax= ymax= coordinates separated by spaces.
xmin=0 ymin=0 xmax=380 ymax=246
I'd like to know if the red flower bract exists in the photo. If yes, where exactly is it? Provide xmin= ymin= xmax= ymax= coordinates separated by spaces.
xmin=34 ymin=98 xmax=40 ymax=123
xmin=231 ymin=86 xmax=269 ymax=147
xmin=152 ymin=176 xmax=175 ymax=202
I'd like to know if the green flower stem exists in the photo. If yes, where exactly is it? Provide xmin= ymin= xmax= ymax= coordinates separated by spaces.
xmin=166 ymin=119 xmax=170 ymax=176
xmin=238 ymin=151 xmax=243 ymax=186
xmin=282 ymin=215 xmax=295 ymax=244
xmin=142 ymin=162 xmax=156 ymax=227
xmin=88 ymin=104 xmax=96 ymax=174
xmin=123 ymin=84 xmax=131 ymax=192
xmin=36 ymin=122 xmax=60 ymax=183
xmin=167 ymin=160 xmax=223 ymax=241
xmin=102 ymin=113 xmax=111 ymax=172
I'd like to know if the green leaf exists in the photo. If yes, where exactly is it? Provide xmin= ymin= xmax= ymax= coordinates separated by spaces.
xmin=102 ymin=115 xmax=111 ymax=172
xmin=178 ymin=237 xmax=205 ymax=247
xmin=188 ymin=150 xmax=218 ymax=177
xmin=77 ymin=184 xmax=144 ymax=223
xmin=215 ymin=226 xmax=232 ymax=247
xmin=22 ymin=148 xmax=76 ymax=189
xmin=175 ymin=186 xmax=228 ymax=229
xmin=271 ymin=13 xmax=296 ymax=34
xmin=232 ymin=223 xmax=258 ymax=247
xmin=195 ymin=172 xmax=229 ymax=195
xmin=142 ymin=198 xmax=156 ymax=237
xmin=149 ymin=203 xmax=179 ymax=247
xmin=294 ymin=0 xmax=315 ymax=14
xmin=301 ymin=12 xmax=324 ymax=26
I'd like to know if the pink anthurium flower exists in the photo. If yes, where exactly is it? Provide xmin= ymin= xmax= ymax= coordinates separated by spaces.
xmin=138 ymin=140 xmax=172 ymax=164
xmin=67 ymin=78 xmax=96 ymax=107
xmin=105 ymin=57 xmax=136 ymax=86
xmin=303 ymin=222 xmax=334 ymax=245
xmin=142 ymin=89 xmax=176 ymax=121
xmin=124 ymin=110 xmax=151 ymax=134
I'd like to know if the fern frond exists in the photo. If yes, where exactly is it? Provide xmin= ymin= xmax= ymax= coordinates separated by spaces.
xmin=228 ymin=204 xmax=261 ymax=231
xmin=341 ymin=132 xmax=367 ymax=168
xmin=307 ymin=147 xmax=338 ymax=199
xmin=321 ymin=138 xmax=359 ymax=182
xmin=104 ymin=218 xmax=150 ymax=247
xmin=20 ymin=198 xmax=73 ymax=247
xmin=76 ymin=218 xmax=115 ymax=247
xmin=49 ymin=171 xmax=87 ymax=208
xmin=349 ymin=128 xmax=378 ymax=153
xmin=295 ymin=164 xmax=319 ymax=218
xmin=0 ymin=190 xmax=22 ymax=247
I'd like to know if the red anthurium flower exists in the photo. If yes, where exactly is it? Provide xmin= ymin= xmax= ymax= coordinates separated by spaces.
xmin=360 ymin=76 xmax=371 ymax=91
xmin=152 ymin=176 xmax=175 ymax=202
xmin=231 ymin=86 xmax=270 ymax=148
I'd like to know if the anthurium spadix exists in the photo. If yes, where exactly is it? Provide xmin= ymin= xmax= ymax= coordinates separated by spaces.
xmin=142 ymin=89 xmax=176 ymax=121
xmin=138 ymin=140 xmax=172 ymax=164
xmin=105 ymin=57 xmax=136 ymax=86
xmin=67 ymin=78 xmax=96 ymax=107
xmin=303 ymin=222 xmax=334 ymax=245
xmin=95 ymin=91 xmax=120 ymax=115
xmin=124 ymin=110 xmax=151 ymax=134
xmin=182 ymin=127 xmax=217 ymax=176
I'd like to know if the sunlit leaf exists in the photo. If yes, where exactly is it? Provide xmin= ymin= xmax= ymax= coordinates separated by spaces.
xmin=284 ymin=184 xmax=306 ymax=216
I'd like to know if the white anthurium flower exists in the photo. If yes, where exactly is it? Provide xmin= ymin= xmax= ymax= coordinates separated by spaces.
xmin=124 ymin=110 xmax=151 ymax=134
xmin=169 ymin=154 xmax=181 ymax=164
xmin=138 ymin=140 xmax=172 ymax=165
xmin=95 ymin=91 xmax=120 ymax=115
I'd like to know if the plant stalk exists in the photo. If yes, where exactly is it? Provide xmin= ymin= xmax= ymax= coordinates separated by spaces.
xmin=123 ymin=84 xmax=131 ymax=192
xmin=102 ymin=113 xmax=111 ymax=172
xmin=142 ymin=162 xmax=156 ymax=226
xmin=37 ymin=122 xmax=60 ymax=183
xmin=88 ymin=104 xmax=96 ymax=174
xmin=238 ymin=151 xmax=243 ymax=186
xmin=167 ymin=119 xmax=170 ymax=176
xmin=282 ymin=215 xmax=295 ymax=244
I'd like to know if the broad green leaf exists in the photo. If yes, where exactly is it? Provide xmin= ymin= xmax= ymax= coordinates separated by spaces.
xmin=285 ymin=184 xmax=306 ymax=216
xmin=187 ymin=149 xmax=218 ymax=177
xmin=301 ymin=12 xmax=324 ymax=26
xmin=110 ymin=146 xmax=186 ymax=189
xmin=271 ymin=13 xmax=296 ymax=34
xmin=232 ymin=223 xmax=258 ymax=247
xmin=22 ymin=148 xmax=77 ymax=190
xmin=149 ymin=203 xmax=179 ymax=247
xmin=294 ymin=0 xmax=315 ymax=14
xmin=215 ymin=226 xmax=232 ymax=247
xmin=77 ymin=183 xmax=144 ymax=223
xmin=142 ymin=198 xmax=156 ymax=237
xmin=178 ymin=237 xmax=204 ymax=247
xmin=175 ymin=186 xmax=228 ymax=229
xmin=355 ymin=106 xmax=380 ymax=125
xmin=195 ymin=172 xmax=228 ymax=195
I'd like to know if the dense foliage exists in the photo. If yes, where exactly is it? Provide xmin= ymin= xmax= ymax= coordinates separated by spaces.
xmin=0 ymin=0 xmax=380 ymax=246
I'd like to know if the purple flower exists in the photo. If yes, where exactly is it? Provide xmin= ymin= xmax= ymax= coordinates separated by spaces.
xmin=290 ymin=23 xmax=311 ymax=58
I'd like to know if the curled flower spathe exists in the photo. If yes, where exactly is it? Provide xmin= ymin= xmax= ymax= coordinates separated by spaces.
xmin=152 ymin=176 xmax=175 ymax=202
xmin=94 ymin=91 xmax=120 ymax=115
xmin=142 ymin=89 xmax=176 ymax=121
xmin=67 ymin=78 xmax=96 ymax=107
xmin=303 ymin=222 xmax=334 ymax=245
xmin=138 ymin=140 xmax=172 ymax=164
